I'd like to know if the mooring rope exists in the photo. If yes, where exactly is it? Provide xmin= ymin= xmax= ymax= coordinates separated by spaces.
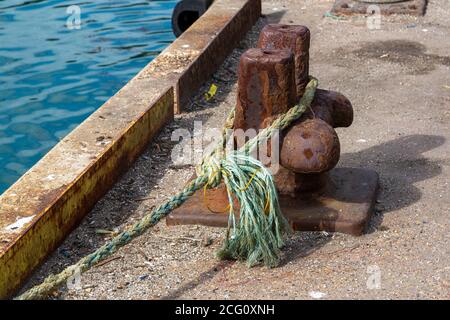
xmin=16 ymin=77 xmax=319 ymax=300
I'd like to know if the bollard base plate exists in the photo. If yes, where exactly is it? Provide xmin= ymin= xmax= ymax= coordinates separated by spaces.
xmin=166 ymin=167 xmax=379 ymax=236
xmin=331 ymin=0 xmax=427 ymax=17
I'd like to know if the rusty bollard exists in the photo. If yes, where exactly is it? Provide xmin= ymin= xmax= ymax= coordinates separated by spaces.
xmin=258 ymin=24 xmax=353 ymax=129
xmin=167 ymin=24 xmax=380 ymax=236
xmin=232 ymin=45 xmax=341 ymax=195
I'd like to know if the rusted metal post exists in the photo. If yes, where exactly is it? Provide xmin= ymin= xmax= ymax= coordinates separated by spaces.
xmin=258 ymin=25 xmax=353 ymax=129
xmin=233 ymin=48 xmax=297 ymax=134
xmin=258 ymin=24 xmax=310 ymax=98
xmin=232 ymin=46 xmax=341 ymax=196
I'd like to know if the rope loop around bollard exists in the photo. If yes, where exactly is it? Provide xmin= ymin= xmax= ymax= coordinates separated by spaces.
xmin=16 ymin=77 xmax=319 ymax=300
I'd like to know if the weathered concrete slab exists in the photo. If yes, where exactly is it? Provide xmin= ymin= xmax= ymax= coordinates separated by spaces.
xmin=331 ymin=0 xmax=427 ymax=16
xmin=167 ymin=168 xmax=379 ymax=236
xmin=137 ymin=0 xmax=262 ymax=113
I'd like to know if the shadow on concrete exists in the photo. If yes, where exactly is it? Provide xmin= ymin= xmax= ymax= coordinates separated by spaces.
xmin=341 ymin=134 xmax=445 ymax=232
xmin=160 ymin=260 xmax=235 ymax=300
xmin=280 ymin=134 xmax=445 ymax=265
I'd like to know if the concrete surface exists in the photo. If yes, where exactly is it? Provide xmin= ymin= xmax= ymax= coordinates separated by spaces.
xmin=22 ymin=0 xmax=449 ymax=299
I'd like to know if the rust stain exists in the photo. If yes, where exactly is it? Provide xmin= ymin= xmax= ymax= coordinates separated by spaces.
xmin=304 ymin=148 xmax=314 ymax=160
xmin=301 ymin=132 xmax=311 ymax=139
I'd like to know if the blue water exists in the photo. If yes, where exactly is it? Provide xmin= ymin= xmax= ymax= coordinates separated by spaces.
xmin=0 ymin=0 xmax=177 ymax=195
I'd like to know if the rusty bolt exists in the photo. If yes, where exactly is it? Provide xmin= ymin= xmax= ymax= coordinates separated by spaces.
xmin=233 ymin=48 xmax=297 ymax=133
xmin=280 ymin=118 xmax=340 ymax=174
xmin=293 ymin=89 xmax=354 ymax=129
xmin=258 ymin=24 xmax=310 ymax=98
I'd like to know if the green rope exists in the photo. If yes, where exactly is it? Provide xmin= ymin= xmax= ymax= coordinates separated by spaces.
xmin=215 ymin=152 xmax=286 ymax=267
xmin=16 ymin=77 xmax=319 ymax=300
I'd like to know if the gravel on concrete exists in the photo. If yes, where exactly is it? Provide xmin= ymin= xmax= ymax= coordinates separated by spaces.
xmin=21 ymin=0 xmax=449 ymax=300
